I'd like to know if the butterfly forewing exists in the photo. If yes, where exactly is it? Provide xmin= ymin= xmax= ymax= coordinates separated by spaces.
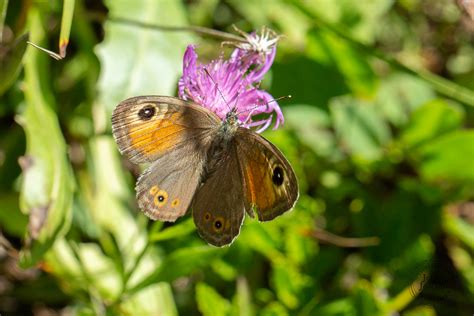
xmin=112 ymin=96 xmax=220 ymax=164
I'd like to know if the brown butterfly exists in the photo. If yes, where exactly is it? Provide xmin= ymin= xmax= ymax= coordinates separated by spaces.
xmin=112 ymin=96 xmax=298 ymax=246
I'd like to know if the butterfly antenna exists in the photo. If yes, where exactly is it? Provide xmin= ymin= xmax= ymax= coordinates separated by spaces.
xmin=236 ymin=95 xmax=292 ymax=117
xmin=233 ymin=91 xmax=241 ymax=111
xmin=203 ymin=68 xmax=232 ymax=111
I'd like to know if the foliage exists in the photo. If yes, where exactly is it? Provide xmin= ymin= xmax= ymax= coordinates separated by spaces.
xmin=1 ymin=0 xmax=473 ymax=315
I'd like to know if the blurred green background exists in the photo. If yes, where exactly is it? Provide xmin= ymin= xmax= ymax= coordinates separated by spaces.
xmin=1 ymin=0 xmax=474 ymax=315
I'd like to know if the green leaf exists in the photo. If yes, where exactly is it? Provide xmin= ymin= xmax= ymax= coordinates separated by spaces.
xmin=211 ymin=259 xmax=238 ymax=281
xmin=149 ymin=217 xmax=195 ymax=242
xmin=18 ymin=8 xmax=74 ymax=268
xmin=260 ymin=302 xmax=289 ymax=316
xmin=401 ymin=99 xmax=464 ymax=148
xmin=96 ymin=0 xmax=193 ymax=114
xmin=128 ymin=246 xmax=223 ymax=295
xmin=354 ymin=181 xmax=441 ymax=263
xmin=120 ymin=282 xmax=178 ymax=316
xmin=284 ymin=222 xmax=317 ymax=266
xmin=85 ymin=136 xmax=149 ymax=273
xmin=330 ymin=96 xmax=391 ymax=161
xmin=83 ymin=136 xmax=172 ymax=302
xmin=284 ymin=105 xmax=337 ymax=157
xmin=271 ymin=263 xmax=299 ymax=309
xmin=311 ymin=299 xmax=354 ymax=316
xmin=196 ymin=282 xmax=231 ymax=316
xmin=351 ymin=281 xmax=381 ymax=316
xmin=417 ymin=130 xmax=474 ymax=183
xmin=388 ymin=235 xmax=435 ymax=297
xmin=308 ymin=28 xmax=378 ymax=97
xmin=237 ymin=220 xmax=283 ymax=262
xmin=45 ymin=239 xmax=122 ymax=301
xmin=375 ymin=73 xmax=436 ymax=126
xmin=271 ymin=260 xmax=311 ymax=309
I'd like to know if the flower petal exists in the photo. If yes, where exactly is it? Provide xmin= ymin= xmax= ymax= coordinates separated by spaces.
xmin=247 ymin=46 xmax=276 ymax=83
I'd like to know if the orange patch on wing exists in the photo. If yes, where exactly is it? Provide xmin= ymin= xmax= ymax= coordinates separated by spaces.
xmin=128 ymin=112 xmax=187 ymax=156
xmin=243 ymin=158 xmax=276 ymax=211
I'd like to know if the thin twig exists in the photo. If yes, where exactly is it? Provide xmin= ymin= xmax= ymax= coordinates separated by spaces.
xmin=305 ymin=228 xmax=380 ymax=248
xmin=26 ymin=41 xmax=62 ymax=60
xmin=108 ymin=16 xmax=246 ymax=43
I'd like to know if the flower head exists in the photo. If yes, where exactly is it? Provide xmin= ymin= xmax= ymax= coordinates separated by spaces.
xmin=178 ymin=28 xmax=283 ymax=132
xmin=229 ymin=26 xmax=281 ymax=57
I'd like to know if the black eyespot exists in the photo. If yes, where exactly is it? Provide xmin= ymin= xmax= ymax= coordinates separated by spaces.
xmin=214 ymin=220 xmax=222 ymax=229
xmin=138 ymin=106 xmax=155 ymax=120
xmin=272 ymin=166 xmax=284 ymax=186
xmin=158 ymin=195 xmax=164 ymax=202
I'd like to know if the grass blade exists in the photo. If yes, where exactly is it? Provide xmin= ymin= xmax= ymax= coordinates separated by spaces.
xmin=59 ymin=0 xmax=75 ymax=57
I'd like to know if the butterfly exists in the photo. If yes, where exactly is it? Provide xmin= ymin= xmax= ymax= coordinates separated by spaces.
xmin=112 ymin=96 xmax=298 ymax=246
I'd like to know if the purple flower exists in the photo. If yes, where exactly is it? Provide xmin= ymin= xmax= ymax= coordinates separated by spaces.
xmin=178 ymin=30 xmax=283 ymax=132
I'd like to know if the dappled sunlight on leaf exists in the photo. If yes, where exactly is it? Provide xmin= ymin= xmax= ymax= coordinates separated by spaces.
xmin=96 ymin=0 xmax=193 ymax=114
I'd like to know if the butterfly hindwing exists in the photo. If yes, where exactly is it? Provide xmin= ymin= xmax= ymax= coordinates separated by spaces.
xmin=135 ymin=149 xmax=206 ymax=222
xmin=235 ymin=129 xmax=299 ymax=221
xmin=192 ymin=142 xmax=245 ymax=246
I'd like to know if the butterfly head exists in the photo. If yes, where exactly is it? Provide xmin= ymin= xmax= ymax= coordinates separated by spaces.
xmin=217 ymin=108 xmax=240 ymax=140
xmin=225 ymin=108 xmax=240 ymax=127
